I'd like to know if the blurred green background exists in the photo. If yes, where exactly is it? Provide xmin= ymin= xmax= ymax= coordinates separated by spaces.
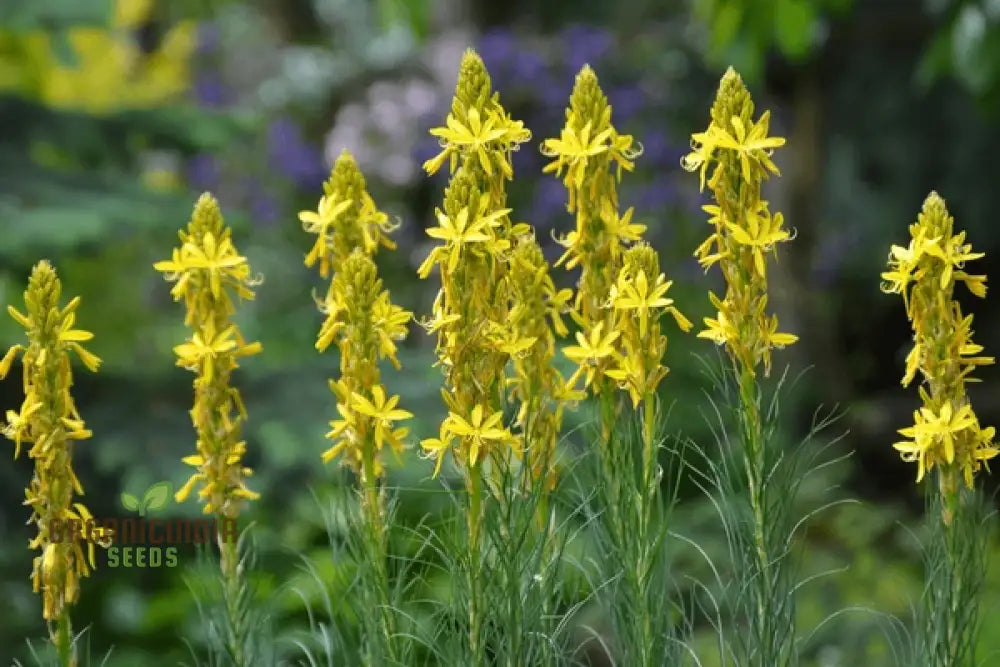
xmin=2 ymin=0 xmax=1000 ymax=664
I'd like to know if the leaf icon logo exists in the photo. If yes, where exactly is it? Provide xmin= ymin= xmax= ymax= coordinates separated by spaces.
xmin=120 ymin=492 xmax=140 ymax=512
xmin=120 ymin=481 xmax=174 ymax=516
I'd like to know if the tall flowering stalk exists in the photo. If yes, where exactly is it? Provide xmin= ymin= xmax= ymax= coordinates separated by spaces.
xmin=0 ymin=261 xmax=103 ymax=667
xmin=417 ymin=48 xmax=531 ymax=665
xmin=542 ymin=65 xmax=644 ymax=448
xmin=543 ymin=65 xmax=690 ymax=666
xmin=506 ymin=236 xmax=575 ymax=525
xmin=299 ymin=150 xmax=412 ymax=662
xmin=607 ymin=243 xmax=692 ymax=494
xmin=882 ymin=192 xmax=996 ymax=665
xmin=153 ymin=193 xmax=262 ymax=666
xmin=542 ymin=65 xmax=641 ymax=530
xmin=682 ymin=67 xmax=797 ymax=665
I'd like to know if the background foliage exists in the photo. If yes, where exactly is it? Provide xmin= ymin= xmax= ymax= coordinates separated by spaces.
xmin=2 ymin=0 xmax=1000 ymax=664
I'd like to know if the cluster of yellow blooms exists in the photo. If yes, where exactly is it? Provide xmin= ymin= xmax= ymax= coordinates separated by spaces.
xmin=0 ymin=0 xmax=195 ymax=113
xmin=417 ymin=50 xmax=537 ymax=480
xmin=299 ymin=150 xmax=413 ymax=479
xmin=153 ymin=194 xmax=262 ymax=518
xmin=682 ymin=67 xmax=796 ymax=378
xmin=506 ymin=237 xmax=576 ymax=488
xmin=543 ymin=66 xmax=690 ymax=415
xmin=882 ymin=192 xmax=997 ymax=488
xmin=0 ymin=261 xmax=104 ymax=623
xmin=8 ymin=45 xmax=1000 ymax=657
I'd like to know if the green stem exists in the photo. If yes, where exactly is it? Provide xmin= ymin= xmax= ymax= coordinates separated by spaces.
xmin=524 ymin=391 xmax=548 ymax=535
xmin=638 ymin=392 xmax=658 ymax=667
xmin=938 ymin=466 xmax=969 ymax=667
xmin=220 ymin=526 xmax=245 ymax=667
xmin=598 ymin=388 xmax=622 ymax=539
xmin=362 ymin=449 xmax=396 ymax=663
xmin=641 ymin=393 xmax=657 ymax=525
xmin=468 ymin=464 xmax=484 ymax=667
xmin=55 ymin=606 xmax=73 ymax=667
xmin=738 ymin=366 xmax=771 ymax=665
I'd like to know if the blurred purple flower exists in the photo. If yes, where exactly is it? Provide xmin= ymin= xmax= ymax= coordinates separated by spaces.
xmin=681 ymin=184 xmax=708 ymax=216
xmin=637 ymin=180 xmax=678 ymax=211
xmin=536 ymin=104 xmax=567 ymax=137
xmin=529 ymin=177 xmax=569 ymax=232
xmin=194 ymin=73 xmax=232 ymax=108
xmin=561 ymin=24 xmax=613 ymax=72
xmin=678 ymin=255 xmax=707 ymax=281
xmin=477 ymin=28 xmax=517 ymax=77
xmin=638 ymin=130 xmax=685 ymax=168
xmin=811 ymin=231 xmax=857 ymax=286
xmin=412 ymin=137 xmax=449 ymax=186
xmin=608 ymin=84 xmax=644 ymax=125
xmin=511 ymin=138 xmax=542 ymax=174
xmin=538 ymin=73 xmax=572 ymax=110
xmin=412 ymin=135 xmax=439 ymax=164
xmin=268 ymin=117 xmax=327 ymax=191
xmin=541 ymin=236 xmax=568 ymax=268
xmin=250 ymin=191 xmax=280 ymax=227
xmin=197 ymin=22 xmax=221 ymax=55
xmin=187 ymin=154 xmax=219 ymax=190
xmin=511 ymin=51 xmax=547 ymax=88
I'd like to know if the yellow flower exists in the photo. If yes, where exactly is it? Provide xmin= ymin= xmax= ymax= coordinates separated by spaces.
xmin=605 ymin=352 xmax=662 ymax=409
xmin=2 ymin=400 xmax=42 ymax=459
xmin=427 ymin=106 xmax=509 ymax=177
xmin=681 ymin=132 xmax=716 ymax=192
xmin=762 ymin=315 xmax=798 ymax=349
xmin=422 ymin=53 xmax=531 ymax=181
xmin=446 ymin=404 xmax=516 ymax=468
xmin=418 ymin=50 xmax=529 ymax=539
xmin=421 ymin=198 xmax=512 ymax=275
xmin=706 ymin=111 xmax=785 ymax=184
xmin=299 ymin=195 xmax=353 ymax=278
xmin=321 ymin=399 xmax=356 ymax=464
xmin=724 ymin=204 xmax=790 ymax=279
xmin=922 ymin=232 xmax=985 ymax=289
xmin=880 ymin=238 xmax=928 ymax=312
xmin=420 ymin=422 xmax=455 ymax=478
xmin=602 ymin=204 xmax=647 ymax=247
xmin=181 ymin=233 xmax=249 ymax=299
xmin=350 ymin=386 xmax=413 ymax=456
xmin=563 ymin=323 xmax=622 ymax=392
xmin=894 ymin=403 xmax=978 ymax=482
xmin=173 ymin=321 xmax=260 ymax=382
xmin=697 ymin=292 xmax=737 ymax=347
xmin=372 ymin=296 xmax=412 ymax=369
xmin=541 ymin=119 xmax=613 ymax=190
xmin=56 ymin=308 xmax=94 ymax=343
xmin=611 ymin=270 xmax=691 ymax=340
